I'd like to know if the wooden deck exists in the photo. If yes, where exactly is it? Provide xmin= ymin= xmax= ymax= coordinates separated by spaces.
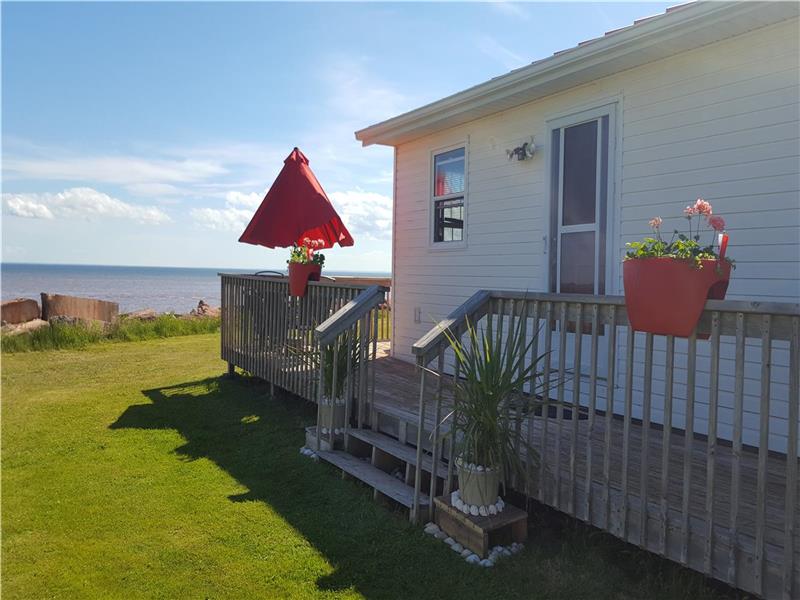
xmin=370 ymin=342 xmax=799 ymax=596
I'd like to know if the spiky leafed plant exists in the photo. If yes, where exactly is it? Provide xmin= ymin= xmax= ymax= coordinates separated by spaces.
xmin=319 ymin=332 xmax=361 ymax=399
xmin=438 ymin=312 xmax=551 ymax=491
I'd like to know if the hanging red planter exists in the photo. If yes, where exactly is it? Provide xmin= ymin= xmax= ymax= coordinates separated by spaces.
xmin=288 ymin=263 xmax=321 ymax=297
xmin=623 ymin=258 xmax=731 ymax=337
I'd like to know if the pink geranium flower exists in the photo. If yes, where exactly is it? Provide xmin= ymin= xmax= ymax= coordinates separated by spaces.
xmin=707 ymin=215 xmax=726 ymax=231
xmin=693 ymin=198 xmax=713 ymax=216
xmin=683 ymin=205 xmax=696 ymax=218
xmin=648 ymin=217 xmax=662 ymax=229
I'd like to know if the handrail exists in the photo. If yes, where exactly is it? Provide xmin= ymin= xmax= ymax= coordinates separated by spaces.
xmin=412 ymin=291 xmax=800 ymax=364
xmin=315 ymin=285 xmax=388 ymax=346
xmin=411 ymin=289 xmax=492 ymax=364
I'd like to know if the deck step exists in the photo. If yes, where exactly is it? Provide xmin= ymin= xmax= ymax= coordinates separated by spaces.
xmin=348 ymin=428 xmax=449 ymax=477
xmin=316 ymin=449 xmax=430 ymax=508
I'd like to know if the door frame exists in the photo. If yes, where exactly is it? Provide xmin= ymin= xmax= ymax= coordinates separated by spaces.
xmin=544 ymin=100 xmax=620 ymax=296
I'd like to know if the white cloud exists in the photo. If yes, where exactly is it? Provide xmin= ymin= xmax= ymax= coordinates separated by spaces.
xmin=329 ymin=190 xmax=392 ymax=241
xmin=2 ymin=188 xmax=171 ymax=224
xmin=190 ymin=190 xmax=263 ymax=232
xmin=190 ymin=206 xmax=253 ymax=232
xmin=489 ymin=1 xmax=531 ymax=21
xmin=4 ymin=196 xmax=54 ymax=219
xmin=225 ymin=190 xmax=263 ymax=209
xmin=3 ymin=155 xmax=226 ymax=186
xmin=476 ymin=35 xmax=528 ymax=70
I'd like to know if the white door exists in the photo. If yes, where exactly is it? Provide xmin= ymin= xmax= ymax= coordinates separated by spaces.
xmin=546 ymin=104 xmax=616 ymax=405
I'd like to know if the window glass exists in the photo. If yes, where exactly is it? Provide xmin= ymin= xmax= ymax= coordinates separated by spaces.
xmin=434 ymin=198 xmax=464 ymax=243
xmin=559 ymin=231 xmax=595 ymax=294
xmin=434 ymin=148 xmax=465 ymax=196
xmin=562 ymin=121 xmax=597 ymax=226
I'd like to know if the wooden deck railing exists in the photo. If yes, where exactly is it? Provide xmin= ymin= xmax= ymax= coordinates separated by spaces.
xmin=314 ymin=285 xmax=388 ymax=451
xmin=220 ymin=274 xmax=389 ymax=401
xmin=412 ymin=291 xmax=800 ymax=600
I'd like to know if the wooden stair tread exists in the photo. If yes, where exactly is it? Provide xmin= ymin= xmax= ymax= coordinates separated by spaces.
xmin=317 ymin=450 xmax=430 ymax=508
xmin=348 ymin=428 xmax=449 ymax=476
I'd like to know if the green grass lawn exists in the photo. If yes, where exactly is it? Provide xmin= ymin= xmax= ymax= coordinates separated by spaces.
xmin=2 ymin=334 xmax=732 ymax=599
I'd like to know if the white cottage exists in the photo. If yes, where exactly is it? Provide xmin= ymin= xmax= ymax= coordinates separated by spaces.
xmin=356 ymin=1 xmax=799 ymax=451
xmin=221 ymin=3 xmax=800 ymax=597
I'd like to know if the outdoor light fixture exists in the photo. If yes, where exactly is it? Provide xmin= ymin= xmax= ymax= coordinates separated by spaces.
xmin=506 ymin=136 xmax=536 ymax=161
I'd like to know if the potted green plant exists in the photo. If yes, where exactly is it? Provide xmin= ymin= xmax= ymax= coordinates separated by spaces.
xmin=624 ymin=199 xmax=734 ymax=337
xmin=439 ymin=313 xmax=547 ymax=516
xmin=287 ymin=237 xmax=325 ymax=297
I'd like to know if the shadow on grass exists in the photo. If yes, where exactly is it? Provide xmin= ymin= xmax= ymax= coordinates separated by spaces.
xmin=111 ymin=375 xmax=735 ymax=600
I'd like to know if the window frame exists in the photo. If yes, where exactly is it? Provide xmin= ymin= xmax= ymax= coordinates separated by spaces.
xmin=429 ymin=141 xmax=468 ymax=249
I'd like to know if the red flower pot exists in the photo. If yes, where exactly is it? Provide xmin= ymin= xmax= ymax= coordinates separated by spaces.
xmin=288 ymin=263 xmax=321 ymax=297
xmin=623 ymin=258 xmax=731 ymax=337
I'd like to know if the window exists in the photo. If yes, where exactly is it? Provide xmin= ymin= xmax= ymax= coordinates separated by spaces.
xmin=432 ymin=147 xmax=465 ymax=243
xmin=549 ymin=114 xmax=610 ymax=295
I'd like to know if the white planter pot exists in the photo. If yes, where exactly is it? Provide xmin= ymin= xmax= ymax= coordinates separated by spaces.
xmin=318 ymin=396 xmax=346 ymax=433
xmin=456 ymin=459 xmax=501 ymax=508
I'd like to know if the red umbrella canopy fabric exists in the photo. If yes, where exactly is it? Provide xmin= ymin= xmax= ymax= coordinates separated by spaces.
xmin=239 ymin=148 xmax=354 ymax=249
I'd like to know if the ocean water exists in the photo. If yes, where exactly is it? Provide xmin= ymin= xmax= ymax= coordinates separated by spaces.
xmin=1 ymin=263 xmax=390 ymax=314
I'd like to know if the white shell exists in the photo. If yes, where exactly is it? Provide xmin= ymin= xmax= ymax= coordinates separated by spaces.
xmin=434 ymin=531 xmax=447 ymax=540
xmin=451 ymin=491 xmax=459 ymax=504
xmin=476 ymin=465 xmax=484 ymax=472
xmin=469 ymin=505 xmax=479 ymax=516
xmin=497 ymin=497 xmax=505 ymax=509
xmin=478 ymin=506 xmax=488 ymax=517
xmin=488 ymin=504 xmax=498 ymax=515
xmin=460 ymin=504 xmax=470 ymax=515
xmin=495 ymin=501 xmax=504 ymax=513
xmin=444 ymin=537 xmax=455 ymax=546
xmin=466 ymin=554 xmax=480 ymax=565
xmin=479 ymin=559 xmax=493 ymax=567
xmin=451 ymin=543 xmax=463 ymax=553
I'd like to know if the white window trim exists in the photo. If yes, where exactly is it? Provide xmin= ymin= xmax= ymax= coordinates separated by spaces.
xmin=545 ymin=102 xmax=618 ymax=295
xmin=428 ymin=140 xmax=468 ymax=250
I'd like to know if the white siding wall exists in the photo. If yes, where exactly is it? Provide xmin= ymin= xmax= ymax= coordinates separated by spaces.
xmin=391 ymin=19 xmax=799 ymax=451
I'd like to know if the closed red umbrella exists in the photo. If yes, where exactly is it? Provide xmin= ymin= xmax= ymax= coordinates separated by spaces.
xmin=239 ymin=148 xmax=354 ymax=249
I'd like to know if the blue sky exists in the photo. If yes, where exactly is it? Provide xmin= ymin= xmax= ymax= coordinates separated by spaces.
xmin=2 ymin=1 xmax=672 ymax=271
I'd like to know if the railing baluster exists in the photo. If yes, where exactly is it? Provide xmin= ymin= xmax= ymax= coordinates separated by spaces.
xmin=527 ymin=300 xmax=540 ymax=498
xmin=681 ymin=331 xmax=697 ymax=565
xmin=755 ymin=314 xmax=772 ymax=596
xmin=343 ymin=329 xmax=354 ymax=452
xmin=603 ymin=305 xmax=617 ymax=532
xmin=784 ymin=316 xmax=799 ymax=600
xmin=621 ymin=326 xmax=635 ymax=540
xmin=728 ymin=313 xmax=745 ymax=586
xmin=704 ymin=312 xmax=721 ymax=575
xmin=514 ymin=300 xmax=527 ymax=490
xmin=585 ymin=303 xmax=599 ymax=523
xmin=540 ymin=302 xmax=553 ymax=503
xmin=641 ymin=332 xmax=654 ymax=548
xmin=660 ymin=335 xmax=674 ymax=557
xmin=412 ymin=358 xmax=427 ymax=524
xmin=555 ymin=301 xmax=568 ymax=509
xmin=570 ymin=303 xmax=583 ymax=517
xmin=357 ymin=313 xmax=368 ymax=429
xmin=429 ymin=346 xmax=445 ymax=521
